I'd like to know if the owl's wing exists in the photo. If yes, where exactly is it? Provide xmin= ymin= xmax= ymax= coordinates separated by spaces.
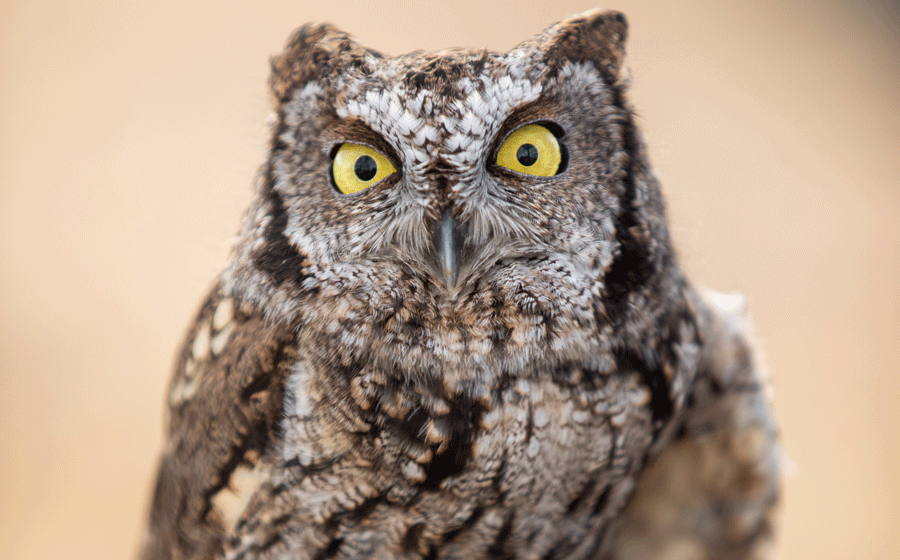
xmin=139 ymin=285 xmax=297 ymax=560
xmin=612 ymin=290 xmax=782 ymax=560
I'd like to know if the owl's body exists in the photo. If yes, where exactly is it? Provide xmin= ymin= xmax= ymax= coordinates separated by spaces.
xmin=141 ymin=10 xmax=780 ymax=560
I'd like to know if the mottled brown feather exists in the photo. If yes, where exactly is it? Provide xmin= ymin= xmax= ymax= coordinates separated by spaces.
xmin=141 ymin=286 xmax=297 ymax=560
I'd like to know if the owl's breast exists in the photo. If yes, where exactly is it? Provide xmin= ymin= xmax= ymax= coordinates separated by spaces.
xmin=266 ymin=351 xmax=657 ymax=559
xmin=253 ymin=249 xmax=688 ymax=557
xmin=446 ymin=369 xmax=655 ymax=556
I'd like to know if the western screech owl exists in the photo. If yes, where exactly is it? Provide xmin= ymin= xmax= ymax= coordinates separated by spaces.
xmin=140 ymin=9 xmax=780 ymax=560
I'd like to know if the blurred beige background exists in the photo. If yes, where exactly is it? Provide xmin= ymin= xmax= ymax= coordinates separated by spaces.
xmin=1 ymin=1 xmax=898 ymax=558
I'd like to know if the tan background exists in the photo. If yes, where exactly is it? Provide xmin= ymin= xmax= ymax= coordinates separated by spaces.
xmin=2 ymin=1 xmax=898 ymax=558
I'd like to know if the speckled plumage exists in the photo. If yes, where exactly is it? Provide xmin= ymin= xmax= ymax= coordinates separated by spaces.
xmin=140 ymin=10 xmax=780 ymax=560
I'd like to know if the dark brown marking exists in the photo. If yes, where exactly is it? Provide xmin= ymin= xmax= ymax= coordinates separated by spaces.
xmin=591 ymin=485 xmax=612 ymax=516
xmin=401 ymin=522 xmax=425 ymax=553
xmin=618 ymin=348 xmax=672 ymax=425
xmin=565 ymin=476 xmax=597 ymax=514
xmin=422 ymin=398 xmax=483 ymax=489
xmin=440 ymin=506 xmax=485 ymax=544
xmin=524 ymin=400 xmax=534 ymax=443
xmin=311 ymin=537 xmax=343 ymax=560
xmin=253 ymin=187 xmax=312 ymax=287
xmin=486 ymin=510 xmax=516 ymax=560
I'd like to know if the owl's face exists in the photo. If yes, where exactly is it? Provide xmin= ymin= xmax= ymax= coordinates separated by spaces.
xmin=275 ymin=50 xmax=623 ymax=274
xmin=225 ymin=12 xmax=675 ymax=384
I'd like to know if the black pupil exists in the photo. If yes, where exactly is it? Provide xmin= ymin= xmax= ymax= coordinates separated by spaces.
xmin=516 ymin=144 xmax=538 ymax=166
xmin=354 ymin=155 xmax=378 ymax=181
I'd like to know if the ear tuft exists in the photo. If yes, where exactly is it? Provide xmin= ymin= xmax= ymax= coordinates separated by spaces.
xmin=529 ymin=9 xmax=629 ymax=85
xmin=270 ymin=23 xmax=380 ymax=102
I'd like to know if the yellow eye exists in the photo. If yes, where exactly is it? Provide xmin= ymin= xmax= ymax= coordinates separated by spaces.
xmin=495 ymin=124 xmax=562 ymax=177
xmin=331 ymin=143 xmax=397 ymax=195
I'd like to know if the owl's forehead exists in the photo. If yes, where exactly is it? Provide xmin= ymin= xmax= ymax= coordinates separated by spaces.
xmin=331 ymin=50 xmax=546 ymax=171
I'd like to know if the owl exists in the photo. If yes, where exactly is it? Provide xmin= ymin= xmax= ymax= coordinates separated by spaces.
xmin=140 ymin=9 xmax=780 ymax=560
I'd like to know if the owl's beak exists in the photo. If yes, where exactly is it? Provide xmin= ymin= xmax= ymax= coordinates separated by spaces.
xmin=432 ymin=210 xmax=466 ymax=289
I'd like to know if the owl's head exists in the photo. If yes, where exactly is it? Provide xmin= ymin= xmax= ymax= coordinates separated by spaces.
xmin=225 ymin=9 xmax=682 ymax=380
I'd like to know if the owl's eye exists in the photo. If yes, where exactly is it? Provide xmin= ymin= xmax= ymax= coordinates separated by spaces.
xmin=331 ymin=143 xmax=397 ymax=195
xmin=494 ymin=124 xmax=563 ymax=177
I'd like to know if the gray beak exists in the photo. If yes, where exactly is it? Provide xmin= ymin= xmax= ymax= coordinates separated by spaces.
xmin=432 ymin=209 xmax=466 ymax=289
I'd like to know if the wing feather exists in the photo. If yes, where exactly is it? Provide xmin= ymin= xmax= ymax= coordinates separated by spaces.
xmin=140 ymin=285 xmax=297 ymax=560
xmin=611 ymin=290 xmax=782 ymax=559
